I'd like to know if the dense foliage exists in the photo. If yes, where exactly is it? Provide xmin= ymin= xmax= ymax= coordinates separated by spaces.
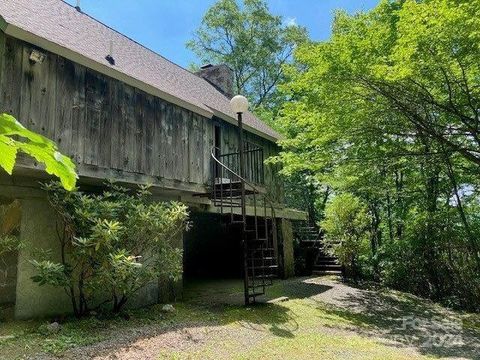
xmin=273 ymin=0 xmax=480 ymax=310
xmin=187 ymin=0 xmax=308 ymax=118
xmin=0 ymin=113 xmax=77 ymax=191
xmin=321 ymin=194 xmax=370 ymax=280
xmin=31 ymin=182 xmax=189 ymax=316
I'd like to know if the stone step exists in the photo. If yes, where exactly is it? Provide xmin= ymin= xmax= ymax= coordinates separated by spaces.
xmin=312 ymin=270 xmax=342 ymax=276
xmin=315 ymin=264 xmax=340 ymax=269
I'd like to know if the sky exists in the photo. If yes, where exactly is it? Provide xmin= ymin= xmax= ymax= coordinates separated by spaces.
xmin=65 ymin=0 xmax=379 ymax=68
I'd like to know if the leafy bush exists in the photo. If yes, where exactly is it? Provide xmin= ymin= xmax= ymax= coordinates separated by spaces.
xmin=321 ymin=193 xmax=370 ymax=279
xmin=0 ymin=234 xmax=22 ymax=256
xmin=30 ymin=182 xmax=189 ymax=316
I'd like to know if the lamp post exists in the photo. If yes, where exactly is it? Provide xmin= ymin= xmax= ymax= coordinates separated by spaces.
xmin=230 ymin=95 xmax=249 ymax=305
xmin=230 ymin=95 xmax=249 ymax=180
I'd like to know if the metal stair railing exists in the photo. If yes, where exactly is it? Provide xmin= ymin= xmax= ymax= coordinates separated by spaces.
xmin=210 ymin=146 xmax=278 ymax=305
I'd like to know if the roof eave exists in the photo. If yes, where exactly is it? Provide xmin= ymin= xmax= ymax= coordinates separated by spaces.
xmin=207 ymin=107 xmax=279 ymax=143
xmin=4 ymin=23 xmax=214 ymax=119
xmin=2 ymin=22 xmax=280 ymax=143
xmin=0 ymin=15 xmax=7 ymax=32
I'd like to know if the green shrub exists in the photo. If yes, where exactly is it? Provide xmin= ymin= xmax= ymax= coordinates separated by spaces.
xmin=321 ymin=193 xmax=370 ymax=279
xmin=30 ymin=181 xmax=189 ymax=316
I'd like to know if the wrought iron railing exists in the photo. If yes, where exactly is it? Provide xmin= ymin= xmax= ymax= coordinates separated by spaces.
xmin=216 ymin=142 xmax=265 ymax=185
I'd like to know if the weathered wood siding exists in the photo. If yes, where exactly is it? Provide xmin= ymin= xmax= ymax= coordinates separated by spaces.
xmin=217 ymin=121 xmax=284 ymax=203
xmin=0 ymin=33 xmax=283 ymax=202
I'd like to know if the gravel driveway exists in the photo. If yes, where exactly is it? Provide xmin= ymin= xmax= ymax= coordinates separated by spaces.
xmin=32 ymin=276 xmax=480 ymax=360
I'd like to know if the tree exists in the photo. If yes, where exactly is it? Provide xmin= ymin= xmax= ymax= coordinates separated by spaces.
xmin=273 ymin=0 xmax=480 ymax=310
xmin=278 ymin=0 xmax=480 ymax=170
xmin=187 ymin=0 xmax=308 ymax=115
xmin=31 ymin=182 xmax=189 ymax=316
xmin=0 ymin=113 xmax=77 ymax=191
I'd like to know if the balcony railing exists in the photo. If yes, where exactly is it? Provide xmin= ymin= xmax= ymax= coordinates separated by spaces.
xmin=214 ymin=142 xmax=265 ymax=185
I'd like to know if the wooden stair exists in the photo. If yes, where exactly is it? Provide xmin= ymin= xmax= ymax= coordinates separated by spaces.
xmin=294 ymin=221 xmax=343 ymax=277
xmin=312 ymin=256 xmax=342 ymax=275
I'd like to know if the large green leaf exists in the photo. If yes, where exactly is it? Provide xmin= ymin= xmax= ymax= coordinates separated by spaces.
xmin=0 ymin=135 xmax=18 ymax=174
xmin=0 ymin=113 xmax=78 ymax=190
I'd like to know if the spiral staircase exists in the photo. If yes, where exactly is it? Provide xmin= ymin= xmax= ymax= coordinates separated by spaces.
xmin=196 ymin=144 xmax=278 ymax=305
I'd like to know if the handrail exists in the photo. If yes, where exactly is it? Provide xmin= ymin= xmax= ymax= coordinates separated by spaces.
xmin=211 ymin=145 xmax=278 ymax=304
xmin=210 ymin=146 xmax=276 ymax=217
xmin=219 ymin=147 xmax=263 ymax=157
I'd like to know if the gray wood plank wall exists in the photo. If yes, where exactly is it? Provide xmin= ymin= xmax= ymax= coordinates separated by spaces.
xmin=0 ymin=33 xmax=283 ymax=202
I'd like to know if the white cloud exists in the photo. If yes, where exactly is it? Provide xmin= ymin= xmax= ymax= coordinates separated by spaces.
xmin=285 ymin=17 xmax=298 ymax=27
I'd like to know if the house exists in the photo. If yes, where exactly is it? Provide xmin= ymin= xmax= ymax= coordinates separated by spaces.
xmin=0 ymin=0 xmax=305 ymax=319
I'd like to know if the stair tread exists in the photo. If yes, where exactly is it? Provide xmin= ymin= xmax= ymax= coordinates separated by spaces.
xmin=315 ymin=265 xmax=340 ymax=268
xmin=248 ymin=283 xmax=269 ymax=288
xmin=315 ymin=265 xmax=342 ymax=269
xmin=248 ymin=257 xmax=276 ymax=261
xmin=252 ymin=274 xmax=276 ymax=279
xmin=248 ymin=292 xmax=265 ymax=298
xmin=248 ymin=265 xmax=278 ymax=270
xmin=248 ymin=248 xmax=275 ymax=252
xmin=194 ymin=189 xmax=258 ymax=199
xmin=313 ymin=270 xmax=342 ymax=275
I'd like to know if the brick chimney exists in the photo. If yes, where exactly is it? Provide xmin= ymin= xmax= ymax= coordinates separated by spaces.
xmin=196 ymin=64 xmax=234 ymax=99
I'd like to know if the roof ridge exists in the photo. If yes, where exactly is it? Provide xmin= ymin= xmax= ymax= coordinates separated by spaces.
xmin=59 ymin=1 xmax=243 ymax=110
xmin=59 ymin=0 xmax=202 ymax=80
xmin=0 ymin=0 xmax=280 ymax=140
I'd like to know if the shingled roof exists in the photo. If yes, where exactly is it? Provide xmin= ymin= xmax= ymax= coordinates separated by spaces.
xmin=0 ymin=0 xmax=280 ymax=141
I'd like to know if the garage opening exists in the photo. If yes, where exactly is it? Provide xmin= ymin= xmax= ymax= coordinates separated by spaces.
xmin=183 ymin=211 xmax=243 ymax=280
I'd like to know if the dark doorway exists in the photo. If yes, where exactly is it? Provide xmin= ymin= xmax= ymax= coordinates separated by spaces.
xmin=183 ymin=212 xmax=243 ymax=279
xmin=214 ymin=124 xmax=221 ymax=151
xmin=214 ymin=124 xmax=222 ymax=178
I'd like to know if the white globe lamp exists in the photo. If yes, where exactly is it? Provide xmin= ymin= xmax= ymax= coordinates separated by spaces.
xmin=230 ymin=95 xmax=249 ymax=114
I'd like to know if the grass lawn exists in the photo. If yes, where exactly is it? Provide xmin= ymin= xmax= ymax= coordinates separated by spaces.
xmin=0 ymin=276 xmax=479 ymax=359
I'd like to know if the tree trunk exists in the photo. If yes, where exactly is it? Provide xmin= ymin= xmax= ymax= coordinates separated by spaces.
xmin=443 ymin=152 xmax=480 ymax=273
